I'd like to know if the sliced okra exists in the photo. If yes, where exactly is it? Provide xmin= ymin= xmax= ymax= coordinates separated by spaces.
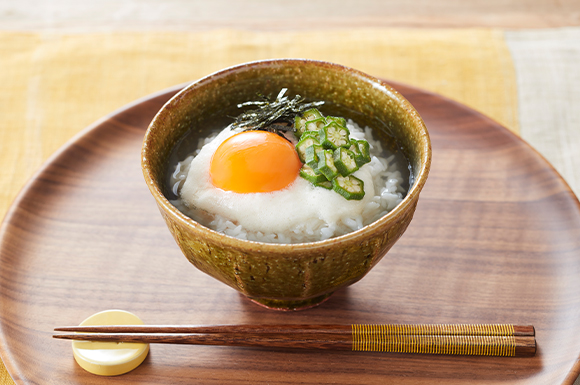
xmin=332 ymin=175 xmax=365 ymax=200
xmin=348 ymin=138 xmax=362 ymax=157
xmin=299 ymin=165 xmax=328 ymax=184
xmin=301 ymin=130 xmax=320 ymax=142
xmin=316 ymin=149 xmax=339 ymax=180
xmin=349 ymin=139 xmax=371 ymax=166
xmin=355 ymin=139 xmax=371 ymax=165
xmin=295 ymin=136 xmax=320 ymax=163
xmin=325 ymin=116 xmax=347 ymax=127
xmin=294 ymin=115 xmax=308 ymax=138
xmin=305 ymin=117 xmax=327 ymax=132
xmin=304 ymin=144 xmax=323 ymax=169
xmin=333 ymin=147 xmax=359 ymax=176
xmin=302 ymin=108 xmax=323 ymax=122
xmin=319 ymin=121 xmax=350 ymax=150
xmin=314 ymin=180 xmax=333 ymax=190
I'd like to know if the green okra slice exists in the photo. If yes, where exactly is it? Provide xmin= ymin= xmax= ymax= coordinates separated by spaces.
xmin=349 ymin=139 xmax=371 ymax=166
xmin=294 ymin=115 xmax=308 ymax=138
xmin=314 ymin=180 xmax=333 ymax=190
xmin=332 ymin=175 xmax=365 ymax=200
xmin=348 ymin=139 xmax=363 ymax=160
xmin=301 ymin=130 xmax=320 ymax=142
xmin=295 ymin=136 xmax=320 ymax=163
xmin=355 ymin=139 xmax=371 ymax=165
xmin=302 ymin=108 xmax=323 ymax=122
xmin=316 ymin=149 xmax=339 ymax=180
xmin=325 ymin=116 xmax=347 ymax=127
xmin=333 ymin=147 xmax=359 ymax=176
xmin=299 ymin=165 xmax=328 ymax=184
xmin=304 ymin=144 xmax=323 ymax=170
xmin=319 ymin=121 xmax=350 ymax=150
xmin=304 ymin=117 xmax=327 ymax=133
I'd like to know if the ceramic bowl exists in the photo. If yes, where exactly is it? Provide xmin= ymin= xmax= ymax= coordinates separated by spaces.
xmin=142 ymin=59 xmax=431 ymax=310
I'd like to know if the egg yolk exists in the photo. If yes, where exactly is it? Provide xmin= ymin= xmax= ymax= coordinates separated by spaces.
xmin=210 ymin=130 xmax=302 ymax=193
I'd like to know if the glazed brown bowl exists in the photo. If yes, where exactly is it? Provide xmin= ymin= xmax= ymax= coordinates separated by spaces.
xmin=142 ymin=59 xmax=431 ymax=310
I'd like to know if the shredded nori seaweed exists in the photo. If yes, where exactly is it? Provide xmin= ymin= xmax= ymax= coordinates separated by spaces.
xmin=231 ymin=88 xmax=324 ymax=137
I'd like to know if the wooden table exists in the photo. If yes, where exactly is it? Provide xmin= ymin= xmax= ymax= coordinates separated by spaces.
xmin=1 ymin=1 xmax=580 ymax=384
xmin=2 ymin=0 xmax=579 ymax=30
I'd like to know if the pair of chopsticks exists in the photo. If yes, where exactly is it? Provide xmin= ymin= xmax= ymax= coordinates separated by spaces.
xmin=53 ymin=323 xmax=536 ymax=357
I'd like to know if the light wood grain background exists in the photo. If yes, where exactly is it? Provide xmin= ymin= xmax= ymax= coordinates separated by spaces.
xmin=1 ymin=0 xmax=579 ymax=30
xmin=1 ymin=0 xmax=578 ymax=198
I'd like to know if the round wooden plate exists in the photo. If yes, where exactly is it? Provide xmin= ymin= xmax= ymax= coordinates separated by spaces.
xmin=1 ymin=82 xmax=579 ymax=385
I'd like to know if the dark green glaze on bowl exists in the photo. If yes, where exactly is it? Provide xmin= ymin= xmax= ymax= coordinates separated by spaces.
xmin=142 ymin=59 xmax=431 ymax=310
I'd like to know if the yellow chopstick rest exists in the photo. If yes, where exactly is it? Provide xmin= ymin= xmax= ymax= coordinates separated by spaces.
xmin=72 ymin=310 xmax=149 ymax=376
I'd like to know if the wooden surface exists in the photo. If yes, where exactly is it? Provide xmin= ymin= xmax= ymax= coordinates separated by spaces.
xmin=2 ymin=1 xmax=580 ymax=384
xmin=1 ymin=83 xmax=580 ymax=384
xmin=1 ymin=0 xmax=579 ymax=30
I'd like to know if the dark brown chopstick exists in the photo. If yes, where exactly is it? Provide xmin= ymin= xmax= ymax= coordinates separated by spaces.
xmin=55 ymin=324 xmax=353 ymax=335
xmin=53 ymin=323 xmax=536 ymax=357
xmin=54 ymin=323 xmax=535 ymax=336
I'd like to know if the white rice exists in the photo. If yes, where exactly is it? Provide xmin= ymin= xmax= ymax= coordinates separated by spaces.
xmin=170 ymin=120 xmax=407 ymax=244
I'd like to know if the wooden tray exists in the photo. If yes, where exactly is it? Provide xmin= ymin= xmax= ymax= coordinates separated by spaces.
xmin=1 ymin=82 xmax=580 ymax=385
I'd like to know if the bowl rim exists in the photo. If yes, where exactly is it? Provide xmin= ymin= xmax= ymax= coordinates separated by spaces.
xmin=142 ymin=58 xmax=432 ymax=251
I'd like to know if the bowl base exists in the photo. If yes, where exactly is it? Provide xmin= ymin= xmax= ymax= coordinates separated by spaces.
xmin=247 ymin=292 xmax=333 ymax=311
